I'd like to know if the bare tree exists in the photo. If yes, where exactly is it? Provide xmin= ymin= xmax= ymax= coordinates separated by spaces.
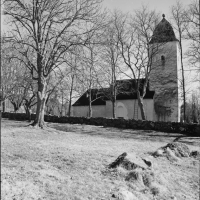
xmin=182 ymin=91 xmax=200 ymax=123
xmin=184 ymin=0 xmax=200 ymax=81
xmin=171 ymin=1 xmax=187 ymax=122
xmin=23 ymin=89 xmax=37 ymax=122
xmin=117 ymin=7 xmax=162 ymax=120
xmin=1 ymin=37 xmax=18 ymax=110
xmin=1 ymin=37 xmax=34 ymax=113
xmin=64 ymin=49 xmax=81 ymax=117
xmin=4 ymin=0 xmax=104 ymax=128
xmin=97 ymin=11 xmax=124 ymax=118
xmin=78 ymin=43 xmax=101 ymax=118
xmin=45 ymin=68 xmax=70 ymax=116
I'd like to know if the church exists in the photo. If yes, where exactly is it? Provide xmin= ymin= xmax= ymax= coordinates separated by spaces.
xmin=72 ymin=15 xmax=182 ymax=122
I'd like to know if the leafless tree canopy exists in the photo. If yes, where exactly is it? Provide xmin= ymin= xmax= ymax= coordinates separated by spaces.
xmin=3 ymin=0 xmax=104 ymax=127
xmin=184 ymin=0 xmax=200 ymax=76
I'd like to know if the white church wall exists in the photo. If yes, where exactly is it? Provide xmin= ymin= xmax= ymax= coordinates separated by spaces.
xmin=73 ymin=99 xmax=154 ymax=120
xmin=72 ymin=105 xmax=106 ymax=117
xmin=105 ymin=101 xmax=113 ymax=118
xmin=105 ymin=99 xmax=154 ymax=120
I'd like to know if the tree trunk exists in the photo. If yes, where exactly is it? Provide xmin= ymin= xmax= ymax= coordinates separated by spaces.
xmin=88 ymin=89 xmax=92 ymax=118
xmin=32 ymin=78 xmax=47 ymax=128
xmin=112 ymin=83 xmax=116 ymax=118
xmin=2 ymin=101 xmax=5 ymax=112
xmin=111 ymin=59 xmax=116 ymax=118
xmin=60 ymin=92 xmax=64 ymax=117
xmin=24 ymin=105 xmax=32 ymax=122
xmin=112 ymin=99 xmax=116 ymax=118
xmin=68 ymin=95 xmax=72 ymax=117
xmin=68 ymin=74 xmax=74 ymax=117
xmin=27 ymin=108 xmax=31 ymax=122
xmin=137 ymin=91 xmax=146 ymax=120
xmin=179 ymin=38 xmax=186 ymax=122
xmin=12 ymin=102 xmax=18 ymax=113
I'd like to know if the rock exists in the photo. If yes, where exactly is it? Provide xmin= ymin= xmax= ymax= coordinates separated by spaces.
xmin=142 ymin=158 xmax=152 ymax=168
xmin=125 ymin=169 xmax=144 ymax=183
xmin=112 ymin=194 xmax=116 ymax=198
xmin=165 ymin=142 xmax=190 ymax=157
xmin=109 ymin=152 xmax=127 ymax=168
xmin=142 ymin=171 xmax=155 ymax=187
xmin=113 ymin=188 xmax=138 ymax=200
xmin=153 ymin=149 xmax=164 ymax=157
xmin=122 ymin=153 xmax=151 ymax=170
xmin=125 ymin=168 xmax=156 ymax=192
xmin=149 ymin=182 xmax=167 ymax=195
xmin=190 ymin=151 xmax=200 ymax=159
xmin=109 ymin=153 xmax=151 ymax=170
xmin=166 ymin=147 xmax=179 ymax=162
xmin=153 ymin=142 xmax=190 ymax=160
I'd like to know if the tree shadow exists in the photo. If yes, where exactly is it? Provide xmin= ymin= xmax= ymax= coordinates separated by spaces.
xmin=49 ymin=123 xmax=200 ymax=147
xmin=172 ymin=135 xmax=200 ymax=146
xmin=2 ymin=119 xmax=31 ymax=128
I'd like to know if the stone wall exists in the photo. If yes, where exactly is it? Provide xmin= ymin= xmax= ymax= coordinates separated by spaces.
xmin=2 ymin=112 xmax=200 ymax=136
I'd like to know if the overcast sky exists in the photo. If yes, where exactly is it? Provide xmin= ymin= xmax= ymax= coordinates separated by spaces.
xmin=103 ymin=0 xmax=191 ymax=16
xmin=1 ymin=0 xmax=192 ymax=31
xmin=1 ymin=0 xmax=198 ymax=92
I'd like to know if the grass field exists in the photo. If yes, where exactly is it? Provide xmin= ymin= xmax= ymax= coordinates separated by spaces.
xmin=1 ymin=119 xmax=200 ymax=200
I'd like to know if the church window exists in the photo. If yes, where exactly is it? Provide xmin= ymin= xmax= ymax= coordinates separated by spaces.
xmin=161 ymin=55 xmax=165 ymax=66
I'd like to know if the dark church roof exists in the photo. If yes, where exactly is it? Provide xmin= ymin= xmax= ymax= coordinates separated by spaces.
xmin=150 ymin=14 xmax=178 ymax=44
xmin=72 ymin=79 xmax=155 ymax=106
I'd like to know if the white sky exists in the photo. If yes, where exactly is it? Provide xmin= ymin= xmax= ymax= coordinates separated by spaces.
xmin=103 ymin=0 xmax=191 ymax=15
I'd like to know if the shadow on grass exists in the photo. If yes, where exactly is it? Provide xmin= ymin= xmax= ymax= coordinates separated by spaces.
xmin=2 ymin=119 xmax=32 ymax=128
xmin=3 ymin=119 xmax=199 ymax=147
xmin=49 ymin=123 xmax=200 ymax=147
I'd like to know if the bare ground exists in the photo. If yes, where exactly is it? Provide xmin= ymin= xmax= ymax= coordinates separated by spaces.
xmin=1 ymin=119 xmax=200 ymax=200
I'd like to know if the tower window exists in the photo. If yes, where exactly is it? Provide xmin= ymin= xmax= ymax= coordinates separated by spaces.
xmin=161 ymin=55 xmax=165 ymax=66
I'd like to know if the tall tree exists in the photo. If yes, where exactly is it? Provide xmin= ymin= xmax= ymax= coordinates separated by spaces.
xmin=23 ymin=80 xmax=37 ymax=122
xmin=79 ymin=44 xmax=100 ymax=118
xmin=4 ymin=0 xmax=104 ymax=128
xmin=117 ymin=7 xmax=162 ymax=120
xmin=171 ymin=1 xmax=187 ymax=122
xmin=64 ymin=49 xmax=81 ymax=117
xmin=184 ymin=0 xmax=200 ymax=81
xmin=1 ymin=37 xmax=33 ymax=113
xmin=98 ymin=11 xmax=124 ymax=118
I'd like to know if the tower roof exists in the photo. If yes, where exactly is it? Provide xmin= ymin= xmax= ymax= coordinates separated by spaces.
xmin=150 ymin=14 xmax=178 ymax=44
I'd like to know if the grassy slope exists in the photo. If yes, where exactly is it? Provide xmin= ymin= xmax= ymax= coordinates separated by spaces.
xmin=1 ymin=119 xmax=200 ymax=200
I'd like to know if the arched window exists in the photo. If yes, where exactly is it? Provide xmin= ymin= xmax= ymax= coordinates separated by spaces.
xmin=161 ymin=55 xmax=165 ymax=66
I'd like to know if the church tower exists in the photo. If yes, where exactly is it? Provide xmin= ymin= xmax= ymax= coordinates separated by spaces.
xmin=149 ymin=14 xmax=182 ymax=122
